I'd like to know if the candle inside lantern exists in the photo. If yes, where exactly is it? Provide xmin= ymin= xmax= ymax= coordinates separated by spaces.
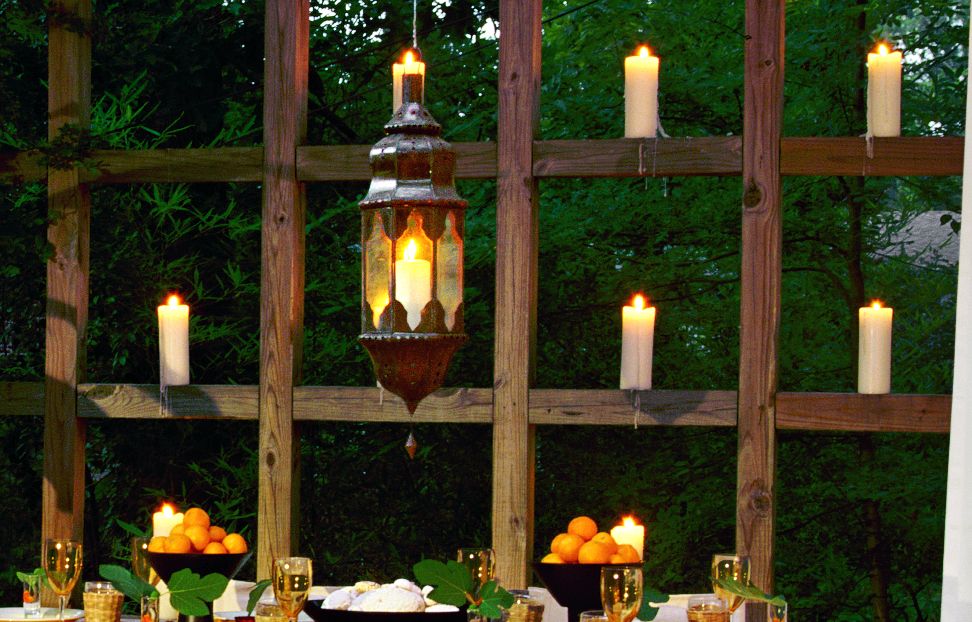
xmin=158 ymin=294 xmax=189 ymax=387
xmin=392 ymin=49 xmax=426 ymax=112
xmin=152 ymin=503 xmax=184 ymax=537
xmin=858 ymin=300 xmax=893 ymax=394
xmin=620 ymin=294 xmax=655 ymax=390
xmin=610 ymin=516 xmax=645 ymax=561
xmin=395 ymin=239 xmax=431 ymax=330
xmin=624 ymin=45 xmax=660 ymax=138
xmin=867 ymin=43 xmax=902 ymax=137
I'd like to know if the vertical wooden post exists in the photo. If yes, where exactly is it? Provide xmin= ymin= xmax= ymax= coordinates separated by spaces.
xmin=492 ymin=0 xmax=542 ymax=588
xmin=43 ymin=0 xmax=91 ymax=556
xmin=258 ymin=0 xmax=308 ymax=577
xmin=737 ymin=0 xmax=784 ymax=608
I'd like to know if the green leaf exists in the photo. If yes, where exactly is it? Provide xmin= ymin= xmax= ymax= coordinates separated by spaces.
xmin=639 ymin=586 xmax=669 ymax=621
xmin=99 ymin=564 xmax=157 ymax=601
xmin=712 ymin=578 xmax=786 ymax=608
xmin=470 ymin=581 xmax=514 ymax=618
xmin=116 ymin=518 xmax=151 ymax=538
xmin=247 ymin=579 xmax=272 ymax=614
xmin=412 ymin=559 xmax=473 ymax=607
xmin=168 ymin=568 xmax=230 ymax=617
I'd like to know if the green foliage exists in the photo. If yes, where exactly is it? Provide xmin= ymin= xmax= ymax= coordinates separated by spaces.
xmin=412 ymin=559 xmax=513 ymax=616
xmin=99 ymin=564 xmax=158 ymax=602
xmin=167 ymin=568 xmax=230 ymax=616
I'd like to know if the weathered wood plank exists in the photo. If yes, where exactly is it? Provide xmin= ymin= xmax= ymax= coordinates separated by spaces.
xmin=533 ymin=137 xmax=743 ymax=177
xmin=782 ymin=136 xmax=964 ymax=176
xmin=776 ymin=392 xmax=950 ymax=433
xmin=83 ymin=147 xmax=263 ymax=183
xmin=737 ymin=0 xmax=784 ymax=606
xmin=297 ymin=142 xmax=497 ymax=181
xmin=77 ymin=384 xmax=259 ymax=419
xmin=43 ymin=0 xmax=91 ymax=559
xmin=258 ymin=0 xmax=308 ymax=575
xmin=293 ymin=387 xmax=493 ymax=422
xmin=528 ymin=390 xmax=737 ymax=426
xmin=492 ymin=0 xmax=541 ymax=589
xmin=0 ymin=382 xmax=46 ymax=418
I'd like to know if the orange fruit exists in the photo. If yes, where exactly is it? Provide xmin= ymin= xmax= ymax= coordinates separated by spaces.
xmin=591 ymin=532 xmax=618 ymax=555
xmin=209 ymin=525 xmax=227 ymax=543
xmin=203 ymin=542 xmax=228 ymax=555
xmin=550 ymin=532 xmax=570 ymax=554
xmin=616 ymin=544 xmax=640 ymax=563
xmin=170 ymin=524 xmax=185 ymax=536
xmin=541 ymin=553 xmax=564 ymax=564
xmin=609 ymin=554 xmax=626 ymax=564
xmin=183 ymin=507 xmax=211 ymax=530
xmin=147 ymin=536 xmax=167 ymax=553
xmin=578 ymin=540 xmax=612 ymax=564
xmin=568 ymin=516 xmax=598 ymax=541
xmin=557 ymin=533 xmax=586 ymax=563
xmin=184 ymin=524 xmax=211 ymax=552
xmin=222 ymin=533 xmax=248 ymax=554
xmin=164 ymin=534 xmax=192 ymax=554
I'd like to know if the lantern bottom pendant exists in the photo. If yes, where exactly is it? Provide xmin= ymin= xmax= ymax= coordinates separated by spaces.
xmin=360 ymin=332 xmax=467 ymax=413
xmin=405 ymin=431 xmax=418 ymax=460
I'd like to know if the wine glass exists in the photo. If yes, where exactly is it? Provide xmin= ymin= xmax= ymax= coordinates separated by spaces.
xmin=456 ymin=548 xmax=495 ymax=593
xmin=131 ymin=537 xmax=159 ymax=586
xmin=43 ymin=539 xmax=83 ymax=621
xmin=600 ymin=566 xmax=642 ymax=622
xmin=272 ymin=557 xmax=313 ymax=622
xmin=711 ymin=554 xmax=750 ymax=614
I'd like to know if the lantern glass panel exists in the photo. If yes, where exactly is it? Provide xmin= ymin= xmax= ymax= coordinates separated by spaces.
xmin=436 ymin=210 xmax=463 ymax=331
xmin=395 ymin=212 xmax=434 ymax=330
xmin=364 ymin=211 xmax=392 ymax=330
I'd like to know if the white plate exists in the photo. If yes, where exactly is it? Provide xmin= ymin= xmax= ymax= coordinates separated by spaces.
xmin=215 ymin=611 xmax=312 ymax=622
xmin=0 ymin=608 xmax=84 ymax=622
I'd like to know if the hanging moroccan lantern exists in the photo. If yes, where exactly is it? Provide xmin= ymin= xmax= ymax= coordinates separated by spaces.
xmin=359 ymin=60 xmax=467 ymax=414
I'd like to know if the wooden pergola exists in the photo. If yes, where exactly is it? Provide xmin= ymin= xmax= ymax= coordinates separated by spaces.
xmin=0 ymin=0 xmax=960 ymax=611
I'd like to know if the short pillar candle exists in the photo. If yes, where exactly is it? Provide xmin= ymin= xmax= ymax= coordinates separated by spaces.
xmin=158 ymin=294 xmax=189 ymax=387
xmin=624 ymin=45 xmax=660 ymax=138
xmin=392 ymin=49 xmax=426 ymax=113
xmin=858 ymin=300 xmax=893 ymax=394
xmin=867 ymin=43 xmax=902 ymax=137
xmin=620 ymin=294 xmax=655 ymax=390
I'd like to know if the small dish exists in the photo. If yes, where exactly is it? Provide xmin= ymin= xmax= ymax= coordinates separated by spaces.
xmin=0 ymin=608 xmax=84 ymax=622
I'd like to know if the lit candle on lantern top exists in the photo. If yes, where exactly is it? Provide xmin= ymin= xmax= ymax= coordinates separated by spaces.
xmin=392 ymin=49 xmax=426 ymax=112
xmin=152 ymin=503 xmax=184 ymax=537
xmin=867 ymin=43 xmax=902 ymax=137
xmin=620 ymin=294 xmax=655 ymax=390
xmin=858 ymin=300 xmax=893 ymax=394
xmin=157 ymin=294 xmax=189 ymax=387
xmin=624 ymin=45 xmax=660 ymax=138
xmin=610 ymin=516 xmax=645 ymax=561
xmin=395 ymin=239 xmax=431 ymax=330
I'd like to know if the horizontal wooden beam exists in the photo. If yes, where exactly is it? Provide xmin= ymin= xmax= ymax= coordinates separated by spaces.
xmin=776 ymin=391 xmax=951 ymax=433
xmin=0 ymin=381 xmax=45 ymax=417
xmin=2 ymin=137 xmax=962 ymax=185
xmin=528 ymin=389 xmax=737 ymax=425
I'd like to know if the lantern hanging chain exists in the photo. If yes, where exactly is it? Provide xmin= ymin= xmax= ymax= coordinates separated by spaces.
xmin=412 ymin=0 xmax=418 ymax=50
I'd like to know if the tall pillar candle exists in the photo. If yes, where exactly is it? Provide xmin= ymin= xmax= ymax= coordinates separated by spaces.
xmin=858 ymin=301 xmax=893 ymax=393
xmin=158 ymin=294 xmax=189 ymax=386
xmin=151 ymin=503 xmax=184 ymax=537
xmin=610 ymin=516 xmax=645 ymax=561
xmin=620 ymin=294 xmax=655 ymax=390
xmin=395 ymin=239 xmax=431 ymax=330
xmin=867 ymin=43 xmax=903 ymax=137
xmin=392 ymin=49 xmax=426 ymax=112
xmin=624 ymin=46 xmax=659 ymax=138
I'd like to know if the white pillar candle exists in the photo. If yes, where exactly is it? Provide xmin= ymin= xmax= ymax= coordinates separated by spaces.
xmin=392 ymin=50 xmax=426 ymax=112
xmin=152 ymin=503 xmax=184 ymax=537
xmin=158 ymin=294 xmax=189 ymax=387
xmin=867 ymin=43 xmax=903 ymax=137
xmin=624 ymin=45 xmax=660 ymax=138
xmin=395 ymin=239 xmax=431 ymax=330
xmin=620 ymin=294 xmax=655 ymax=390
xmin=610 ymin=516 xmax=645 ymax=561
xmin=858 ymin=300 xmax=893 ymax=394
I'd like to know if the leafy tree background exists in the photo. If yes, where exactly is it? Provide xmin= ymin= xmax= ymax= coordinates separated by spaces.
xmin=0 ymin=0 xmax=965 ymax=620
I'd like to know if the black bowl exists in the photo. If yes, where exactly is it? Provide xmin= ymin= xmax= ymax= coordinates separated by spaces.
xmin=147 ymin=551 xmax=252 ymax=583
xmin=532 ymin=562 xmax=641 ymax=622
xmin=303 ymin=600 xmax=467 ymax=622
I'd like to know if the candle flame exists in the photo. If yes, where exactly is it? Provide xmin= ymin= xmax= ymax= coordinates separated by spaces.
xmin=632 ymin=294 xmax=646 ymax=310
xmin=404 ymin=239 xmax=418 ymax=262
xmin=877 ymin=43 xmax=889 ymax=56
xmin=160 ymin=503 xmax=175 ymax=517
xmin=622 ymin=516 xmax=638 ymax=527
xmin=403 ymin=50 xmax=414 ymax=64
xmin=166 ymin=294 xmax=181 ymax=306
xmin=871 ymin=300 xmax=883 ymax=309
xmin=638 ymin=45 xmax=650 ymax=58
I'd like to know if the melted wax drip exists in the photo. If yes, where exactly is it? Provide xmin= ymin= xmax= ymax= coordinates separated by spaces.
xmin=405 ymin=431 xmax=418 ymax=459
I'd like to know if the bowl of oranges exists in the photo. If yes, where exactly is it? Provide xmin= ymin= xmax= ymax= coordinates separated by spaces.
xmin=146 ymin=507 xmax=251 ymax=590
xmin=532 ymin=516 xmax=641 ymax=622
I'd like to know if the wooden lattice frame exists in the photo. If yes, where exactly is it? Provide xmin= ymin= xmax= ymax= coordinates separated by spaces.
xmin=0 ymin=0 xmax=960 ymax=610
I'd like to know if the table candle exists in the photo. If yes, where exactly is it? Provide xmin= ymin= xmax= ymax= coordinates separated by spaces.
xmin=867 ymin=43 xmax=902 ymax=137
xmin=152 ymin=503 xmax=184 ymax=537
xmin=858 ymin=300 xmax=893 ymax=394
xmin=158 ymin=294 xmax=189 ymax=387
xmin=392 ymin=49 xmax=426 ymax=112
xmin=620 ymin=294 xmax=655 ymax=390
xmin=624 ymin=45 xmax=660 ymax=138
xmin=610 ymin=516 xmax=645 ymax=561
xmin=395 ymin=239 xmax=431 ymax=330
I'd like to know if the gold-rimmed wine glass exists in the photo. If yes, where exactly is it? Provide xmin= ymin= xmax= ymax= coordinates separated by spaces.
xmin=131 ymin=537 xmax=159 ymax=586
xmin=600 ymin=566 xmax=642 ymax=622
xmin=272 ymin=557 xmax=312 ymax=622
xmin=43 ymin=539 xmax=83 ymax=621
xmin=456 ymin=548 xmax=495 ymax=594
xmin=711 ymin=553 xmax=750 ymax=614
